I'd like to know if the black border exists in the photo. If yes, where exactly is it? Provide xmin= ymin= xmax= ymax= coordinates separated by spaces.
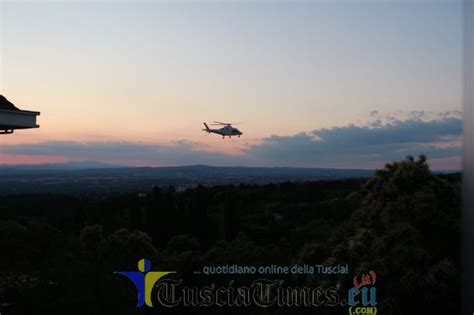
xmin=463 ymin=1 xmax=474 ymax=314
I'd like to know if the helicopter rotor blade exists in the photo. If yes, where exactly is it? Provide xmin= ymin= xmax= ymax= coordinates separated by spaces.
xmin=212 ymin=121 xmax=243 ymax=126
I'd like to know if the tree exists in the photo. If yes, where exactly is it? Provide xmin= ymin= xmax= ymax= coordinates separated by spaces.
xmin=79 ymin=224 xmax=103 ymax=255
xmin=98 ymin=228 xmax=158 ymax=270
xmin=329 ymin=155 xmax=461 ymax=314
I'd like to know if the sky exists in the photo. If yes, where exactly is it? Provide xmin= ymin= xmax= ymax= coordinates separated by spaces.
xmin=0 ymin=0 xmax=464 ymax=169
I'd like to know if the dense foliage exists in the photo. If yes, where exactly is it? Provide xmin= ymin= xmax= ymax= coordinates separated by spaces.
xmin=0 ymin=156 xmax=461 ymax=314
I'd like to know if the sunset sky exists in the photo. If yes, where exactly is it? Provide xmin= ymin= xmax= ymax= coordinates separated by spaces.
xmin=0 ymin=0 xmax=464 ymax=169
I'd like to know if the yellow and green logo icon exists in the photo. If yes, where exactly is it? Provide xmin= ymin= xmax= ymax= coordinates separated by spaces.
xmin=114 ymin=258 xmax=174 ymax=307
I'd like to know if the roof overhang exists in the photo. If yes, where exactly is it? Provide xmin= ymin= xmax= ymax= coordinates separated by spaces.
xmin=0 ymin=109 xmax=40 ymax=133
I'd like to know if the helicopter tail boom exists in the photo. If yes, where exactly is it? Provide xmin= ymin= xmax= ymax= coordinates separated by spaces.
xmin=203 ymin=122 xmax=210 ymax=133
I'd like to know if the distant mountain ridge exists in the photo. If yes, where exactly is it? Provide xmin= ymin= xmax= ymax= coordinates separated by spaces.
xmin=0 ymin=161 xmax=459 ymax=195
xmin=0 ymin=160 xmax=128 ymax=170
xmin=0 ymin=161 xmax=457 ymax=173
xmin=0 ymin=161 xmax=376 ymax=195
xmin=0 ymin=161 xmax=374 ymax=174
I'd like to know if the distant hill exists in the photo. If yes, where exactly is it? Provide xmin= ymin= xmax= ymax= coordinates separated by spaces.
xmin=0 ymin=160 xmax=128 ymax=170
xmin=0 ymin=162 xmax=375 ymax=195
xmin=0 ymin=162 xmax=460 ymax=195
xmin=0 ymin=162 xmax=374 ymax=177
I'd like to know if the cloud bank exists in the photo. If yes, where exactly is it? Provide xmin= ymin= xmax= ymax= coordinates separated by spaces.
xmin=0 ymin=113 xmax=462 ymax=169
xmin=246 ymin=116 xmax=462 ymax=166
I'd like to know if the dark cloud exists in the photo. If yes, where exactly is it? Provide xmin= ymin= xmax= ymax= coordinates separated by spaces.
xmin=0 ymin=115 xmax=462 ymax=168
xmin=313 ymin=117 xmax=461 ymax=146
xmin=245 ymin=116 xmax=462 ymax=166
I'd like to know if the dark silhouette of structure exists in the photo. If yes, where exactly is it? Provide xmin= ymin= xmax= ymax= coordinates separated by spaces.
xmin=0 ymin=95 xmax=40 ymax=134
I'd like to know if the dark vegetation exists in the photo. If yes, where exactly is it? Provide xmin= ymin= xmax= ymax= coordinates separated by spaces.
xmin=0 ymin=156 xmax=461 ymax=314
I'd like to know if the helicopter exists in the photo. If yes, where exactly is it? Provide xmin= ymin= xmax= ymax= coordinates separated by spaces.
xmin=203 ymin=121 xmax=243 ymax=139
